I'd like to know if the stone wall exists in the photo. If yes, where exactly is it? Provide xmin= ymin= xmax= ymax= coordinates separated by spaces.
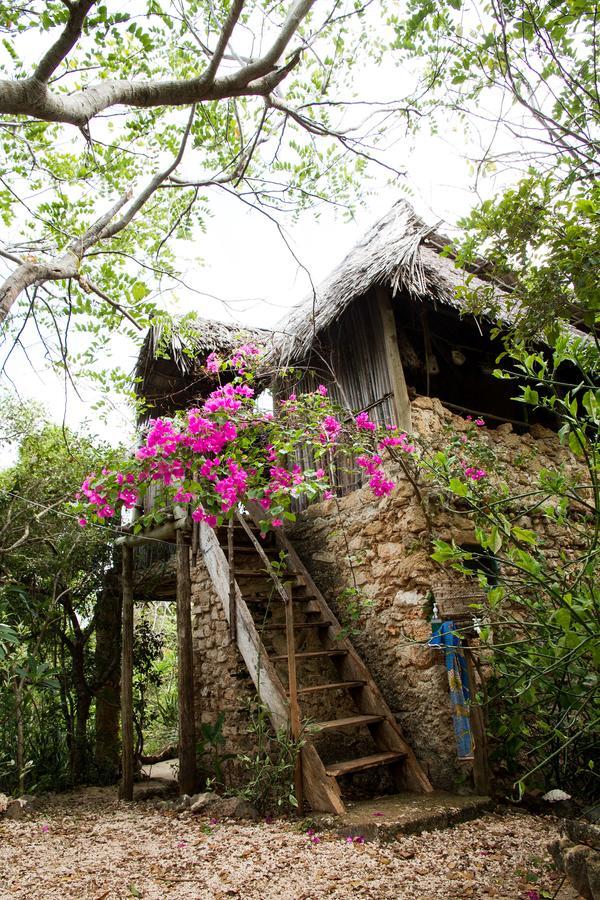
xmin=288 ymin=396 xmax=582 ymax=790
xmin=190 ymin=559 xmax=256 ymax=784
xmin=188 ymin=394 xmax=581 ymax=792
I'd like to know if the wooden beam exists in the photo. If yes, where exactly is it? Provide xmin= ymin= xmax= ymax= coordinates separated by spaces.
xmin=176 ymin=530 xmax=197 ymax=796
xmin=114 ymin=515 xmax=192 ymax=548
xmin=376 ymin=287 xmax=412 ymax=432
xmin=119 ymin=544 xmax=134 ymax=801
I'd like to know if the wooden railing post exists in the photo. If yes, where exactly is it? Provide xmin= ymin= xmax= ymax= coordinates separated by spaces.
xmin=227 ymin=518 xmax=236 ymax=641
xmin=176 ymin=529 xmax=197 ymax=796
xmin=119 ymin=543 xmax=134 ymax=801
xmin=285 ymin=595 xmax=304 ymax=814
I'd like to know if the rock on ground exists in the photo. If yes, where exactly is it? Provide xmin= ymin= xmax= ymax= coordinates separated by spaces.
xmin=0 ymin=787 xmax=577 ymax=899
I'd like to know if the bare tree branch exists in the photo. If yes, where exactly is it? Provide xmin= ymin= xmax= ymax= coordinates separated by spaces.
xmin=0 ymin=0 xmax=313 ymax=125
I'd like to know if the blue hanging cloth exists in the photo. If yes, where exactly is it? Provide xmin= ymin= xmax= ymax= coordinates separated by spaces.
xmin=429 ymin=620 xmax=474 ymax=760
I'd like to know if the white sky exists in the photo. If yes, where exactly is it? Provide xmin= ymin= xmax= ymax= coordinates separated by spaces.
xmin=0 ymin=8 xmax=526 ymax=452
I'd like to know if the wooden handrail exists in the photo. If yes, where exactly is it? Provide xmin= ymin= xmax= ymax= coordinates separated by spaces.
xmin=234 ymin=510 xmax=303 ymax=811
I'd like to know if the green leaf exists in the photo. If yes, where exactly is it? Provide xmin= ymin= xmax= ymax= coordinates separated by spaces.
xmin=553 ymin=608 xmax=571 ymax=631
xmin=449 ymin=477 xmax=468 ymax=496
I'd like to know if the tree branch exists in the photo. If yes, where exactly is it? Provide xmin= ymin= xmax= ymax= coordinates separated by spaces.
xmin=0 ymin=104 xmax=197 ymax=321
xmin=33 ymin=0 xmax=97 ymax=83
xmin=0 ymin=0 xmax=311 ymax=126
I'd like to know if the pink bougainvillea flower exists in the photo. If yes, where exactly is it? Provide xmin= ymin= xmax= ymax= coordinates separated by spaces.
xmin=356 ymin=411 xmax=376 ymax=431
xmin=209 ymin=817 xmax=219 ymax=825
xmin=465 ymin=415 xmax=473 ymax=421
xmin=316 ymin=384 xmax=328 ymax=396
xmin=475 ymin=417 xmax=485 ymax=426
xmin=40 ymin=824 xmax=49 ymax=833
xmin=321 ymin=415 xmax=341 ymax=442
xmin=353 ymin=835 xmax=365 ymax=844
xmin=176 ymin=840 xmax=187 ymax=848
xmin=77 ymin=517 xmax=87 ymax=528
xmin=205 ymin=351 xmax=221 ymax=374
xmin=464 ymin=466 xmax=487 ymax=482
xmin=459 ymin=434 xmax=468 ymax=444
xmin=323 ymin=490 xmax=334 ymax=500
xmin=369 ymin=470 xmax=395 ymax=497
xmin=306 ymin=828 xmax=315 ymax=836
xmin=271 ymin=518 xmax=283 ymax=527
xmin=310 ymin=835 xmax=321 ymax=844
xmin=526 ymin=892 xmax=540 ymax=900
xmin=345 ymin=836 xmax=354 ymax=843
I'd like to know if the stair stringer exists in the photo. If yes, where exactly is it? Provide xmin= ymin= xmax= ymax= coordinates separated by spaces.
xmin=244 ymin=503 xmax=433 ymax=794
xmin=198 ymin=521 xmax=346 ymax=814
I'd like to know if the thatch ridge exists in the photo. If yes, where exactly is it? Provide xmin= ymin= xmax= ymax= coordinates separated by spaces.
xmin=270 ymin=199 xmax=515 ymax=365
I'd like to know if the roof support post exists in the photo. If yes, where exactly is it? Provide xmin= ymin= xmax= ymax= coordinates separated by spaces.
xmin=176 ymin=529 xmax=197 ymax=795
xmin=119 ymin=543 xmax=134 ymax=801
xmin=376 ymin=287 xmax=412 ymax=433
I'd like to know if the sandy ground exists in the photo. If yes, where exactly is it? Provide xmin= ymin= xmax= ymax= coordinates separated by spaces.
xmin=0 ymin=788 xmax=573 ymax=899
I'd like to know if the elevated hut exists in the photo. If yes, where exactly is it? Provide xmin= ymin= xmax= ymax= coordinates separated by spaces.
xmin=124 ymin=200 xmax=581 ymax=807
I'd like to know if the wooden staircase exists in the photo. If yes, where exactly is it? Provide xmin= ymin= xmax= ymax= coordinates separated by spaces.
xmin=198 ymin=507 xmax=432 ymax=814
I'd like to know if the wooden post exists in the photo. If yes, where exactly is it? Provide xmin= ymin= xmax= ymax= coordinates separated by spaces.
xmin=176 ymin=530 xmax=197 ymax=796
xmin=285 ymin=595 xmax=304 ymax=814
xmin=465 ymin=645 xmax=492 ymax=795
xmin=376 ymin=287 xmax=412 ymax=432
xmin=119 ymin=544 xmax=134 ymax=801
xmin=227 ymin=518 xmax=236 ymax=641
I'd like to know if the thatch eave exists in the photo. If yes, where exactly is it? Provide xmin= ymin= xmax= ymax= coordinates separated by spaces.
xmin=269 ymin=199 xmax=586 ymax=367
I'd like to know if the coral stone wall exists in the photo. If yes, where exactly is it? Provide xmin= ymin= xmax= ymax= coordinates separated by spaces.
xmin=288 ymin=396 xmax=582 ymax=790
xmin=190 ymin=559 xmax=256 ymax=783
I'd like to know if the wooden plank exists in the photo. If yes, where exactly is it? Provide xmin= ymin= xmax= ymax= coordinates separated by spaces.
xmin=261 ymin=621 xmax=330 ymax=631
xmin=314 ymin=714 xmax=384 ymax=731
xmin=199 ymin=522 xmax=289 ymax=730
xmin=271 ymin=649 xmax=347 ymax=661
xmin=465 ymin=646 xmax=492 ymax=794
xmin=227 ymin=519 xmax=236 ymax=642
xmin=300 ymin=742 xmax=345 ymax=815
xmin=119 ymin=544 xmax=134 ymax=801
xmin=176 ymin=530 xmax=197 ymax=795
xmin=326 ymin=751 xmax=405 ymax=778
xmin=294 ymin=680 xmax=365 ymax=695
xmin=376 ymin=286 xmax=412 ymax=432
xmin=284 ymin=587 xmax=303 ymax=814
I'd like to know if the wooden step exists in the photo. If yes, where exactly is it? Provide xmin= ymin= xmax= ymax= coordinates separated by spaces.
xmin=294 ymin=680 xmax=365 ymax=695
xmin=234 ymin=569 xmax=294 ymax=577
xmin=261 ymin=620 xmax=330 ymax=631
xmin=314 ymin=714 xmax=385 ymax=731
xmin=325 ymin=751 xmax=406 ymax=778
xmin=244 ymin=594 xmax=312 ymax=605
xmin=271 ymin=649 xmax=347 ymax=662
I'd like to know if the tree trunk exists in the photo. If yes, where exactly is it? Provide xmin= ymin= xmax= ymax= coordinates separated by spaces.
xmin=94 ymin=576 xmax=122 ymax=783
xmin=12 ymin=680 xmax=25 ymax=795
xmin=120 ymin=544 xmax=134 ymax=800
xmin=176 ymin=530 xmax=197 ymax=795
xmin=70 ymin=635 xmax=92 ymax=784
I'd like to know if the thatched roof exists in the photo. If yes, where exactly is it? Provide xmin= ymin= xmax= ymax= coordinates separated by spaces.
xmin=135 ymin=316 xmax=272 ymax=419
xmin=271 ymin=199 xmax=515 ymax=366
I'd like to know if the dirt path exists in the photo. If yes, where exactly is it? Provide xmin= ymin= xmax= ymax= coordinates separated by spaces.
xmin=0 ymin=788 xmax=572 ymax=899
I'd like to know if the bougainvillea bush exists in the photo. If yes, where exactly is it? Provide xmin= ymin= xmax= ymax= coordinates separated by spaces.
xmin=75 ymin=344 xmax=417 ymax=531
